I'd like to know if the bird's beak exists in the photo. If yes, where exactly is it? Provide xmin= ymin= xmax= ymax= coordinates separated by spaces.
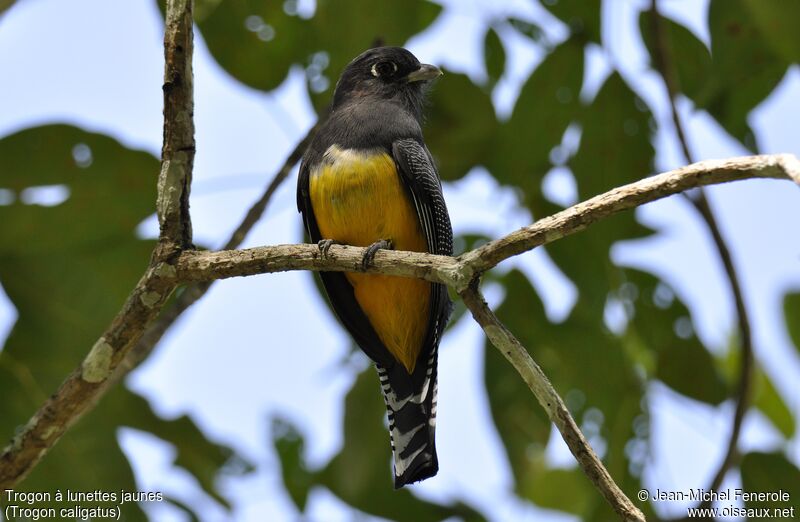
xmin=405 ymin=63 xmax=442 ymax=83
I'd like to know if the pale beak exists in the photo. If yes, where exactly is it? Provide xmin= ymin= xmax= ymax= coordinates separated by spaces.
xmin=405 ymin=63 xmax=442 ymax=83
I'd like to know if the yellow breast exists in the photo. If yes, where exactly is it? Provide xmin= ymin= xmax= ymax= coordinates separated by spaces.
xmin=309 ymin=146 xmax=430 ymax=373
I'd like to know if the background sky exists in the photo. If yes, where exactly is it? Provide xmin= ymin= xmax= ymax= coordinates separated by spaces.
xmin=0 ymin=0 xmax=798 ymax=520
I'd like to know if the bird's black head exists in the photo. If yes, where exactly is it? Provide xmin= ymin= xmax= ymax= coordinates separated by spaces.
xmin=331 ymin=46 xmax=441 ymax=122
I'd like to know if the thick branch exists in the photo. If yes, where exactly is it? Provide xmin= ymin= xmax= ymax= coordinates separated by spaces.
xmin=172 ymin=154 xmax=799 ymax=289
xmin=0 ymin=0 xmax=195 ymax=489
xmin=157 ymin=0 xmax=195 ymax=251
xmin=460 ymin=283 xmax=646 ymax=521
xmin=650 ymin=2 xmax=755 ymax=510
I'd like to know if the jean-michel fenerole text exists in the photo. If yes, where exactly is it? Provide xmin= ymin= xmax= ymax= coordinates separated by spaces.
xmin=651 ymin=488 xmax=791 ymax=503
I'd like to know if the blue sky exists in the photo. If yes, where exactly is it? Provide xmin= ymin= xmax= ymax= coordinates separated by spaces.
xmin=1 ymin=0 xmax=798 ymax=520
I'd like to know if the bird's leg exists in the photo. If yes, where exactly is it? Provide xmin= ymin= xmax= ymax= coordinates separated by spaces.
xmin=361 ymin=239 xmax=393 ymax=271
xmin=317 ymin=239 xmax=341 ymax=258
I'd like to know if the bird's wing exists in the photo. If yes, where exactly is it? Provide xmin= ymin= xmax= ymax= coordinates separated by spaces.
xmin=384 ymin=138 xmax=453 ymax=486
xmin=391 ymin=139 xmax=453 ymax=257
xmin=392 ymin=137 xmax=453 ymax=373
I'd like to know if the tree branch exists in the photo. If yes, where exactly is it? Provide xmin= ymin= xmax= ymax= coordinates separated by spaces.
xmin=0 ymin=0 xmax=195 ymax=489
xmin=171 ymin=154 xmax=800 ymax=289
xmin=157 ymin=0 xmax=195 ymax=253
xmin=114 ymin=123 xmax=316 ymax=379
xmin=460 ymin=283 xmax=646 ymax=521
xmin=650 ymin=2 xmax=756 ymax=510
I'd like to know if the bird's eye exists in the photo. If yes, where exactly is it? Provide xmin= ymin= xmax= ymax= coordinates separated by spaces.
xmin=371 ymin=60 xmax=398 ymax=78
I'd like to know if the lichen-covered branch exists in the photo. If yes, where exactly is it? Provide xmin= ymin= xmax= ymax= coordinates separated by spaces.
xmin=0 ymin=0 xmax=195 ymax=489
xmin=173 ymin=154 xmax=800 ymax=290
xmin=157 ymin=0 xmax=195 ymax=252
xmin=460 ymin=283 xmax=646 ymax=522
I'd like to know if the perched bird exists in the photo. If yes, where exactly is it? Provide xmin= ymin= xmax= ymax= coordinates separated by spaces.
xmin=297 ymin=47 xmax=453 ymax=488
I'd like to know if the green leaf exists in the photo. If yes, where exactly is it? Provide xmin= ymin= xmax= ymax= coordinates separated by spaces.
xmin=718 ymin=319 xmax=796 ymax=438
xmin=753 ymin=368 xmax=795 ymax=439
xmin=571 ymin=72 xmax=654 ymax=198
xmin=488 ymin=38 xmax=583 ymax=194
xmin=740 ymin=452 xmax=800 ymax=513
xmin=541 ymin=0 xmax=601 ymax=43
xmin=640 ymin=2 xmax=789 ymax=151
xmin=528 ymin=467 xmax=595 ymax=515
xmin=171 ymin=0 xmax=442 ymax=96
xmin=123 ymin=392 xmax=253 ymax=507
xmin=639 ymin=9 xmax=713 ymax=101
xmin=190 ymin=0 xmax=313 ymax=92
xmin=0 ymin=125 xmax=246 ymax=518
xmin=484 ymin=27 xmax=505 ymax=88
xmin=623 ymin=270 xmax=728 ymax=405
xmin=0 ymin=0 xmax=15 ymax=16
xmin=703 ymin=0 xmax=789 ymax=150
xmin=741 ymin=0 xmax=800 ymax=64
xmin=272 ymin=417 xmax=313 ymax=511
xmin=426 ymin=71 xmax=498 ymax=181
xmin=507 ymin=18 xmax=546 ymax=45
xmin=545 ymin=72 xmax=654 ymax=303
xmin=784 ymin=291 xmax=800 ymax=353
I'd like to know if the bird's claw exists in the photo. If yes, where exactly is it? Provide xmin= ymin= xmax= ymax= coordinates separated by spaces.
xmin=318 ymin=239 xmax=339 ymax=258
xmin=361 ymin=239 xmax=393 ymax=271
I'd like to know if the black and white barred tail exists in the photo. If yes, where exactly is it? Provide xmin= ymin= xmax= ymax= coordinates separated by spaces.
xmin=376 ymin=344 xmax=439 ymax=488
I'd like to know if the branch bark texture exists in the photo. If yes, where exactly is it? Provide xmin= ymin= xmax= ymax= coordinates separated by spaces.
xmin=0 ymin=0 xmax=195 ymax=488
xmin=157 ymin=0 xmax=195 ymax=252
xmin=460 ymin=284 xmax=646 ymax=521
xmin=174 ymin=154 xmax=800 ymax=290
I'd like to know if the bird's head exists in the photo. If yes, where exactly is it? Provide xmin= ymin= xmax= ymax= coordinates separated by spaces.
xmin=331 ymin=46 xmax=442 ymax=121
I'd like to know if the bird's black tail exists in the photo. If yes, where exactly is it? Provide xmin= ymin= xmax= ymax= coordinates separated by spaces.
xmin=375 ymin=345 xmax=439 ymax=488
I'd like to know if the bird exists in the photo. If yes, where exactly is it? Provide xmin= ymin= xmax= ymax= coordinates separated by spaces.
xmin=296 ymin=46 xmax=453 ymax=488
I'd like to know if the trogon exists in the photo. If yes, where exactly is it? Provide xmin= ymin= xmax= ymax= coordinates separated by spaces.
xmin=297 ymin=47 xmax=453 ymax=488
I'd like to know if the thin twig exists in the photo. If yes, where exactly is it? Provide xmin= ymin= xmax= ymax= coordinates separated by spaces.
xmin=458 ymin=154 xmax=798 ymax=284
xmin=460 ymin=282 xmax=646 ymax=521
xmin=650 ymin=1 xmax=755 ymax=508
xmin=0 ymin=0 xmax=196 ymax=488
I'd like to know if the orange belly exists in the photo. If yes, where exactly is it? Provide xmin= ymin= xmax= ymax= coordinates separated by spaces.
xmin=309 ymin=146 xmax=430 ymax=373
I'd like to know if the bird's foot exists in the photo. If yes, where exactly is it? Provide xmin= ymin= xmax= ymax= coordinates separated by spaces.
xmin=317 ymin=239 xmax=341 ymax=258
xmin=361 ymin=239 xmax=393 ymax=271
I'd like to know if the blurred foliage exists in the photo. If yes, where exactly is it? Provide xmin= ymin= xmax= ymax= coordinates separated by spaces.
xmin=1 ymin=0 xmax=798 ymax=521
xmin=640 ymin=0 xmax=793 ymax=152
xmin=0 ymin=0 xmax=15 ymax=16
xmin=740 ymin=452 xmax=800 ymax=511
xmin=785 ymin=291 xmax=800 ymax=353
xmin=0 ymin=126 xmax=250 ymax=519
